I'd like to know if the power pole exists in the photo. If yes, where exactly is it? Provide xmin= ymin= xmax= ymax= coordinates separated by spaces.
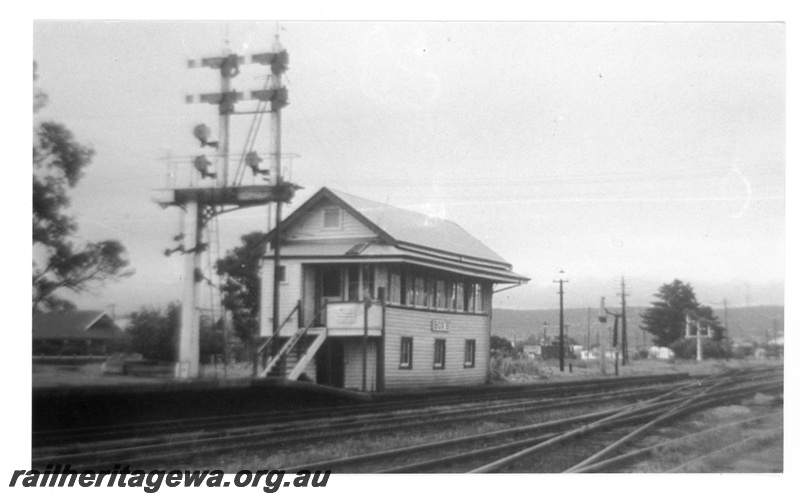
xmin=598 ymin=297 xmax=607 ymax=375
xmin=554 ymin=270 xmax=568 ymax=372
xmin=723 ymin=298 xmax=729 ymax=338
xmin=618 ymin=277 xmax=629 ymax=365
xmin=586 ymin=307 xmax=591 ymax=349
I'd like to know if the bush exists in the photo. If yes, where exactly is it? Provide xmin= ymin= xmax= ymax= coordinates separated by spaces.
xmin=731 ymin=344 xmax=756 ymax=359
xmin=128 ymin=304 xmax=180 ymax=361
xmin=670 ymin=338 xmax=732 ymax=360
xmin=128 ymin=303 xmax=227 ymax=363
xmin=490 ymin=356 xmax=543 ymax=381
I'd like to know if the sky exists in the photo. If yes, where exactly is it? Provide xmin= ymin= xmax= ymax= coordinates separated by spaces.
xmin=30 ymin=20 xmax=785 ymax=314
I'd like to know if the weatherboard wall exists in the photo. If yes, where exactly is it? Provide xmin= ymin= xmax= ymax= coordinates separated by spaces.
xmin=342 ymin=339 xmax=379 ymax=391
xmin=382 ymin=306 xmax=490 ymax=389
xmin=260 ymin=259 xmax=303 ymax=337
xmin=285 ymin=202 xmax=375 ymax=242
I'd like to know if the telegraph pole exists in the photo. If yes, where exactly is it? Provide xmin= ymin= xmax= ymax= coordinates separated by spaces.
xmin=586 ymin=307 xmax=591 ymax=350
xmin=598 ymin=297 xmax=607 ymax=375
xmin=554 ymin=270 xmax=568 ymax=372
xmin=619 ymin=277 xmax=629 ymax=365
xmin=723 ymin=298 xmax=729 ymax=338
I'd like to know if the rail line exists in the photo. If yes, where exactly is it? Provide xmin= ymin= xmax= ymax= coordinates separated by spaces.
xmin=33 ymin=376 xmax=692 ymax=469
xmin=31 ymin=368 xmax=782 ymax=473
xmin=274 ymin=368 xmax=781 ymax=473
xmin=33 ymin=373 xmax=691 ymax=447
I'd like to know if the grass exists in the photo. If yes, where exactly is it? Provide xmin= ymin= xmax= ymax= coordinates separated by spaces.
xmin=32 ymin=361 xmax=257 ymax=388
xmin=490 ymin=355 xmax=783 ymax=383
xmin=622 ymin=394 xmax=784 ymax=473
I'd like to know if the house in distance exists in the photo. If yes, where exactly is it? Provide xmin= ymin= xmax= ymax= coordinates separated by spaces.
xmin=32 ymin=310 xmax=129 ymax=356
xmin=260 ymin=187 xmax=529 ymax=391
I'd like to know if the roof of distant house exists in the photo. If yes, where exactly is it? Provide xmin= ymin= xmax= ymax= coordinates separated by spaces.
xmin=32 ymin=310 xmax=126 ymax=341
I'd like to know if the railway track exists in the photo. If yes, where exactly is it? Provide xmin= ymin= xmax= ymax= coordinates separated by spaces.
xmin=31 ymin=368 xmax=782 ymax=472
xmin=277 ymin=367 xmax=782 ymax=473
xmin=33 ymin=373 xmax=690 ymax=447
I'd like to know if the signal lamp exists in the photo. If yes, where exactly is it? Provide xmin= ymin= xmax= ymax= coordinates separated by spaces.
xmin=193 ymin=124 xmax=219 ymax=148
xmin=245 ymin=151 xmax=269 ymax=175
xmin=193 ymin=155 xmax=217 ymax=179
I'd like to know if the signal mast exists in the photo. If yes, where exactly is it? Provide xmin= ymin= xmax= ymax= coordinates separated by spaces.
xmin=158 ymin=33 xmax=299 ymax=379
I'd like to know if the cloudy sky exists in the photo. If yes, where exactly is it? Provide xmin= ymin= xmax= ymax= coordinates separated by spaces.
xmin=31 ymin=20 xmax=785 ymax=313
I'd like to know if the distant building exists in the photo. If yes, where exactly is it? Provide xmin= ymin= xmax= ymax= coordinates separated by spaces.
xmin=648 ymin=346 xmax=675 ymax=360
xmin=523 ymin=345 xmax=542 ymax=358
xmin=32 ymin=310 xmax=130 ymax=356
xmin=260 ymin=187 xmax=529 ymax=391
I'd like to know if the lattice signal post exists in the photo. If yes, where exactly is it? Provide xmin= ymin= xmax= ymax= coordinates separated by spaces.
xmin=685 ymin=314 xmax=712 ymax=362
xmin=159 ymin=37 xmax=300 ymax=379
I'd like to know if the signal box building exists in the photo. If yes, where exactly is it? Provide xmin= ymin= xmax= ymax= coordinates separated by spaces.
xmin=260 ymin=187 xmax=528 ymax=391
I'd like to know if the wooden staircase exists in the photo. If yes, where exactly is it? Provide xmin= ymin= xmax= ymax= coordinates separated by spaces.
xmin=258 ymin=301 xmax=327 ymax=380
xmin=261 ymin=327 xmax=327 ymax=379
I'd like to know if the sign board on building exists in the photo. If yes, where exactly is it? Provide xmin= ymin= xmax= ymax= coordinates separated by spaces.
xmin=326 ymin=302 xmax=383 ymax=331
xmin=431 ymin=320 xmax=450 ymax=332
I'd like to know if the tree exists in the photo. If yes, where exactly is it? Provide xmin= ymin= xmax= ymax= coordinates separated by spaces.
xmin=128 ymin=303 xmax=180 ymax=361
xmin=128 ymin=303 xmax=224 ymax=362
xmin=490 ymin=335 xmax=516 ymax=357
xmin=32 ymin=62 xmax=133 ymax=312
xmin=216 ymin=232 xmax=267 ymax=343
xmin=639 ymin=279 xmax=724 ymax=348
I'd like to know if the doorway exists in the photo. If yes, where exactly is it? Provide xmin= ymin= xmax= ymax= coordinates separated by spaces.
xmin=315 ymin=338 xmax=345 ymax=388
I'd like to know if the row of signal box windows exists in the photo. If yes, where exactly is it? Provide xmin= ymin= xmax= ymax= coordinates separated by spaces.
xmin=387 ymin=267 xmax=487 ymax=314
xmin=399 ymin=337 xmax=476 ymax=370
xmin=317 ymin=265 xmax=488 ymax=314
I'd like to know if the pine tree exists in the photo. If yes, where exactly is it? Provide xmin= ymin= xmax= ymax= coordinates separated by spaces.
xmin=639 ymin=279 xmax=724 ymax=347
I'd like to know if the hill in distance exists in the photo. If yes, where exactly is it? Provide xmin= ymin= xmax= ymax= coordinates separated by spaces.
xmin=492 ymin=305 xmax=784 ymax=348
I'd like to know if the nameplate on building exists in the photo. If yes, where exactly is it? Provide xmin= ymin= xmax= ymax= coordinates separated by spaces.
xmin=329 ymin=304 xmax=359 ymax=327
xmin=326 ymin=302 xmax=383 ymax=331
xmin=431 ymin=320 xmax=450 ymax=332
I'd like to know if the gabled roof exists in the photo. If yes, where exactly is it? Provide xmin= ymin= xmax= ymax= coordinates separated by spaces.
xmin=32 ymin=310 xmax=125 ymax=341
xmin=269 ymin=187 xmax=516 ymax=268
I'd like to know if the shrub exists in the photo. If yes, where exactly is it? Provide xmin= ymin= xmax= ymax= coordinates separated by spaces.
xmin=670 ymin=338 xmax=732 ymax=359
xmin=490 ymin=356 xmax=543 ymax=381
xmin=128 ymin=304 xmax=179 ymax=361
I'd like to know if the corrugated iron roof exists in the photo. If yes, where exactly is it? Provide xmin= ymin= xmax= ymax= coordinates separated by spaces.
xmin=327 ymin=188 xmax=510 ymax=266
